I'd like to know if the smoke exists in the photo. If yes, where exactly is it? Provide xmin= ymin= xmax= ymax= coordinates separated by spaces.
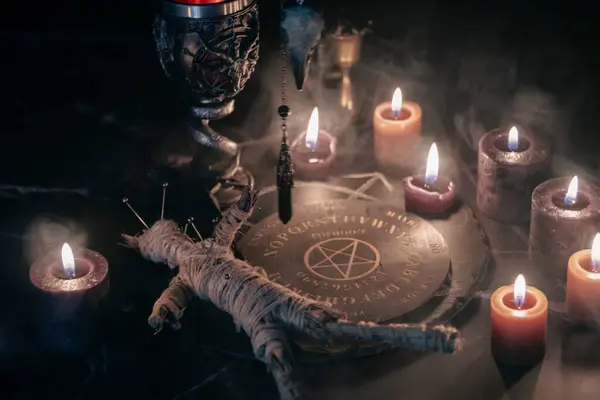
xmin=24 ymin=216 xmax=88 ymax=264
xmin=230 ymin=0 xmax=595 ymax=184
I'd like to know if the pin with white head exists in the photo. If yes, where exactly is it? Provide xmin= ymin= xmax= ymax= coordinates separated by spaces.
xmin=122 ymin=197 xmax=149 ymax=229
xmin=161 ymin=182 xmax=169 ymax=220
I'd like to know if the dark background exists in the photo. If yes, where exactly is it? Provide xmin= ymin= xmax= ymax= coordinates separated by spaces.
xmin=1 ymin=0 xmax=599 ymax=185
xmin=1 ymin=1 xmax=599 ymax=399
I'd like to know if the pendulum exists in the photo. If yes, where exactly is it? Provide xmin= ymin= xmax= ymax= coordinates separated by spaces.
xmin=281 ymin=0 xmax=324 ymax=90
xmin=276 ymin=0 xmax=294 ymax=224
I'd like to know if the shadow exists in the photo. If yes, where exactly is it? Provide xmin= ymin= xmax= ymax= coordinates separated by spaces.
xmin=493 ymin=359 xmax=542 ymax=395
xmin=560 ymin=325 xmax=600 ymax=398
xmin=561 ymin=325 xmax=600 ymax=367
xmin=299 ymin=345 xmax=427 ymax=391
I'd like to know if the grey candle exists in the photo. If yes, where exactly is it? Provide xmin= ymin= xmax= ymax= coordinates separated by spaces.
xmin=477 ymin=127 xmax=550 ymax=223
xmin=529 ymin=176 xmax=600 ymax=278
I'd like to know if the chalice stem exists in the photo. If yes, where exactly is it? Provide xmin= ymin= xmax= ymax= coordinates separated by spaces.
xmin=340 ymin=68 xmax=353 ymax=110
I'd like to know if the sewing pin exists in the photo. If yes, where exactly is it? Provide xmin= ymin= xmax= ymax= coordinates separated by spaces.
xmin=122 ymin=197 xmax=149 ymax=229
xmin=188 ymin=217 xmax=203 ymax=240
xmin=161 ymin=182 xmax=168 ymax=220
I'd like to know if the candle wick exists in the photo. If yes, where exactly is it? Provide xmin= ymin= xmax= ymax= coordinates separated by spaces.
xmin=564 ymin=196 xmax=576 ymax=206
xmin=515 ymin=296 xmax=524 ymax=309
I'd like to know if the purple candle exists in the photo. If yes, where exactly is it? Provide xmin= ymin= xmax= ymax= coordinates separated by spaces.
xmin=29 ymin=242 xmax=109 ymax=352
xmin=290 ymin=107 xmax=337 ymax=180
xmin=403 ymin=143 xmax=457 ymax=215
xmin=529 ymin=176 xmax=600 ymax=277
xmin=477 ymin=126 xmax=550 ymax=223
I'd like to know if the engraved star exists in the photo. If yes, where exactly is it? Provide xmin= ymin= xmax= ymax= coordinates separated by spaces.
xmin=311 ymin=240 xmax=379 ymax=279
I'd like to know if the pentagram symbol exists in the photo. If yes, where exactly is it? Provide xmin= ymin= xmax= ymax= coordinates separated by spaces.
xmin=304 ymin=238 xmax=381 ymax=281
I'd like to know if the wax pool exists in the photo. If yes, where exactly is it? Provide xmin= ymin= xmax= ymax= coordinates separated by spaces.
xmin=490 ymin=284 xmax=548 ymax=366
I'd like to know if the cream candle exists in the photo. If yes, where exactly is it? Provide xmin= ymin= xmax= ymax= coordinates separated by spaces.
xmin=373 ymin=87 xmax=422 ymax=167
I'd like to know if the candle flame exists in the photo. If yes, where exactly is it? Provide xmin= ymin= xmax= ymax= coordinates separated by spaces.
xmin=564 ymin=176 xmax=578 ymax=206
xmin=305 ymin=107 xmax=319 ymax=150
xmin=592 ymin=233 xmax=600 ymax=272
xmin=391 ymin=87 xmax=403 ymax=118
xmin=508 ymin=126 xmax=519 ymax=151
xmin=61 ymin=243 xmax=76 ymax=279
xmin=513 ymin=274 xmax=526 ymax=309
xmin=424 ymin=143 xmax=439 ymax=185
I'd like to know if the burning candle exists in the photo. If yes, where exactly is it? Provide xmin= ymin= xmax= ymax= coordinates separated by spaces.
xmin=490 ymin=275 xmax=548 ymax=366
xmin=30 ymin=243 xmax=109 ymax=291
xmin=29 ymin=243 xmax=109 ymax=352
xmin=477 ymin=126 xmax=550 ymax=223
xmin=566 ymin=233 xmax=600 ymax=326
xmin=373 ymin=87 xmax=423 ymax=168
xmin=529 ymin=176 xmax=600 ymax=278
xmin=402 ymin=143 xmax=457 ymax=215
xmin=290 ymin=107 xmax=337 ymax=180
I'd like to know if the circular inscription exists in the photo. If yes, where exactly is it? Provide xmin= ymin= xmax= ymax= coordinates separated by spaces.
xmin=238 ymin=200 xmax=450 ymax=322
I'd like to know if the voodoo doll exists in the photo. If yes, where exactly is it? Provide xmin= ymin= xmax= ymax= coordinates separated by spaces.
xmin=122 ymin=186 xmax=461 ymax=400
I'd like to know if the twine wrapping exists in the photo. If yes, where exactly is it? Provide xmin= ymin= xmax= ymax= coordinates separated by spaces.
xmin=122 ymin=186 xmax=461 ymax=400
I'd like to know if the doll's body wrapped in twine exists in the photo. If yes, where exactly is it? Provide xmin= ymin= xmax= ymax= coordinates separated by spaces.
xmin=122 ymin=187 xmax=461 ymax=400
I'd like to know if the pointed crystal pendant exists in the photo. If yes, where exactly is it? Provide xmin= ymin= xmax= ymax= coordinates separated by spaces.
xmin=281 ymin=5 xmax=324 ymax=91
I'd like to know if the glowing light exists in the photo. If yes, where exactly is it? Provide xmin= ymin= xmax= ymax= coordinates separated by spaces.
xmin=508 ymin=126 xmax=519 ymax=151
xmin=564 ymin=176 xmax=578 ymax=206
xmin=513 ymin=274 xmax=526 ymax=309
xmin=304 ymin=107 xmax=319 ymax=150
xmin=61 ymin=243 xmax=76 ymax=279
xmin=592 ymin=233 xmax=600 ymax=272
xmin=424 ymin=143 xmax=439 ymax=185
xmin=391 ymin=87 xmax=403 ymax=119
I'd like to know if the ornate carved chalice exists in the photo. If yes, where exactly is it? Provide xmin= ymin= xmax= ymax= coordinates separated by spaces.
xmin=154 ymin=0 xmax=259 ymax=180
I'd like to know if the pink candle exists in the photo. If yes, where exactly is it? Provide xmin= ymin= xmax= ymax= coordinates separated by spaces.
xmin=402 ymin=143 xmax=457 ymax=215
xmin=290 ymin=107 xmax=337 ymax=180
xmin=30 ymin=242 xmax=109 ymax=351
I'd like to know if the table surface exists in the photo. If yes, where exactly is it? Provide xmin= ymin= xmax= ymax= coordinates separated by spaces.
xmin=2 ymin=18 xmax=600 ymax=400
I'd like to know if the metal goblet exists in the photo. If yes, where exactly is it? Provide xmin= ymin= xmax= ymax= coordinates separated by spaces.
xmin=323 ymin=31 xmax=364 ymax=112
xmin=153 ymin=0 xmax=260 ymax=180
